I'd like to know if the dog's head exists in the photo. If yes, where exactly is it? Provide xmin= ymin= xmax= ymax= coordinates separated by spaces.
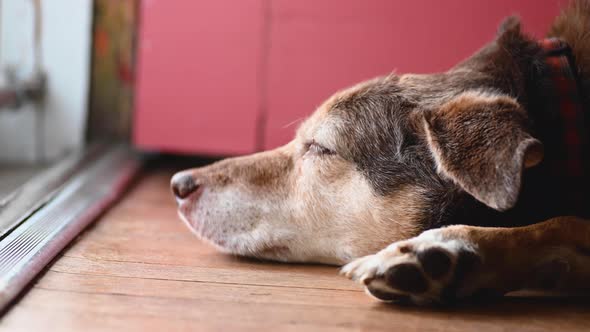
xmin=172 ymin=18 xmax=544 ymax=264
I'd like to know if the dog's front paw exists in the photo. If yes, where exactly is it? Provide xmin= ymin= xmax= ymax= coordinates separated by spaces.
xmin=341 ymin=227 xmax=484 ymax=305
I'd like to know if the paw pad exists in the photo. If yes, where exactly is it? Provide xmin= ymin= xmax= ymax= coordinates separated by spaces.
xmin=385 ymin=263 xmax=429 ymax=293
xmin=417 ymin=247 xmax=452 ymax=279
xmin=342 ymin=232 xmax=483 ymax=304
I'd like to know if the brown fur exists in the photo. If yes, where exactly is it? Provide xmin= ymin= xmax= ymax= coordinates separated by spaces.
xmin=422 ymin=91 xmax=542 ymax=210
xmin=550 ymin=0 xmax=590 ymax=100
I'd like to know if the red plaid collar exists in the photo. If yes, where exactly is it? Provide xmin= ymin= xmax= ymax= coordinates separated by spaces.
xmin=538 ymin=38 xmax=589 ymax=206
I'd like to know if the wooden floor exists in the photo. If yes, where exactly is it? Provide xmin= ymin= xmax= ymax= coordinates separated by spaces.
xmin=1 ymin=166 xmax=589 ymax=331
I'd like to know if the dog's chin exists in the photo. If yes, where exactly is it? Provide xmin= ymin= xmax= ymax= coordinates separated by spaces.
xmin=175 ymin=210 xmax=234 ymax=253
xmin=175 ymin=200 xmax=291 ymax=260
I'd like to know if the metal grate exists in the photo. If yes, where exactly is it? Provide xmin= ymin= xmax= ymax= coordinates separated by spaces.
xmin=0 ymin=145 xmax=103 ymax=239
xmin=0 ymin=145 xmax=141 ymax=310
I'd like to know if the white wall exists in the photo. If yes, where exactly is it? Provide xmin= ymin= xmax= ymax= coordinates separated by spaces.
xmin=0 ymin=0 xmax=92 ymax=163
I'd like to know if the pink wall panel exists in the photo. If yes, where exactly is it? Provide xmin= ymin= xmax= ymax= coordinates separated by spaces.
xmin=133 ymin=0 xmax=264 ymax=155
xmin=264 ymin=0 xmax=562 ymax=149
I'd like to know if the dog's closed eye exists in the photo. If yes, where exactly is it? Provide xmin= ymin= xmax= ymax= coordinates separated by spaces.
xmin=305 ymin=141 xmax=336 ymax=157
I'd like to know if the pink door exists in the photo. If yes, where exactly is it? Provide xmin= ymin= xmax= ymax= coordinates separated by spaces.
xmin=263 ymin=0 xmax=560 ymax=149
xmin=134 ymin=0 xmax=264 ymax=155
xmin=133 ymin=0 xmax=561 ymax=155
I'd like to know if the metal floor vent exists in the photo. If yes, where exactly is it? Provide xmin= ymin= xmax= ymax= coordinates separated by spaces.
xmin=0 ymin=145 xmax=142 ymax=310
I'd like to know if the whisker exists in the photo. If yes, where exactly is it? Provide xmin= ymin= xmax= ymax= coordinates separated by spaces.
xmin=282 ymin=117 xmax=305 ymax=129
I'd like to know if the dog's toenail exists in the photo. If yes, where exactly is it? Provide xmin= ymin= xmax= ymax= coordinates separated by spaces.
xmin=398 ymin=244 xmax=412 ymax=254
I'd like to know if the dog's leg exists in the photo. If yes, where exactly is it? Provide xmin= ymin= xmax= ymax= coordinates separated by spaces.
xmin=342 ymin=217 xmax=590 ymax=304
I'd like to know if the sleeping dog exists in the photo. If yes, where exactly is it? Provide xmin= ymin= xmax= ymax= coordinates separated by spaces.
xmin=171 ymin=0 xmax=590 ymax=304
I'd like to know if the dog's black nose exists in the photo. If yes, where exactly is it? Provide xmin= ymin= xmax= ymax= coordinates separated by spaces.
xmin=171 ymin=173 xmax=199 ymax=199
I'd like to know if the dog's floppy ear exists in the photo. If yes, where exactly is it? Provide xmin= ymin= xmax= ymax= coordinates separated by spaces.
xmin=421 ymin=91 xmax=543 ymax=211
